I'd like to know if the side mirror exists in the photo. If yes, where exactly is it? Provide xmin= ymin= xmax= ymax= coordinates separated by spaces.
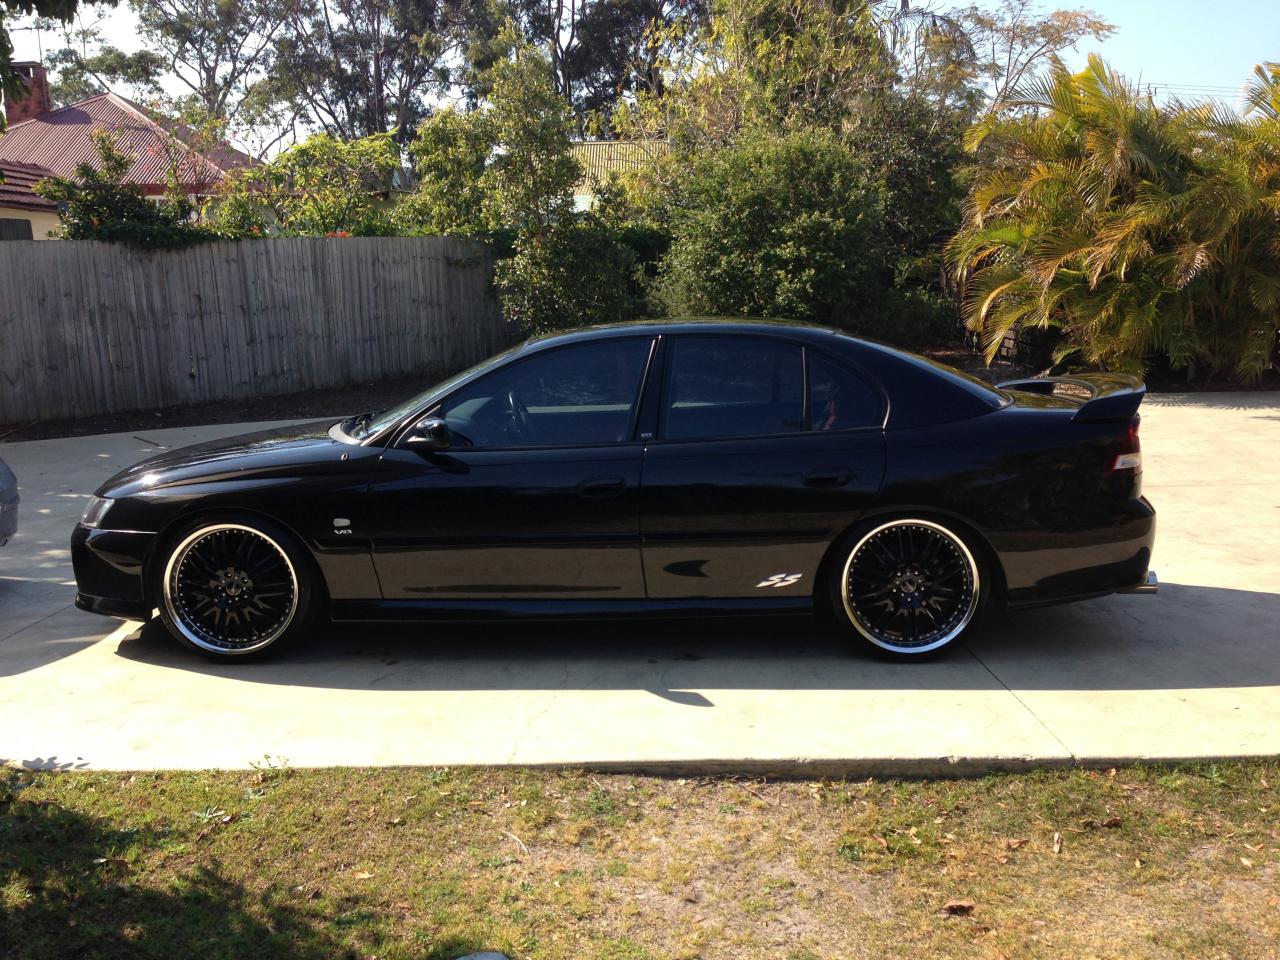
xmin=405 ymin=416 xmax=450 ymax=450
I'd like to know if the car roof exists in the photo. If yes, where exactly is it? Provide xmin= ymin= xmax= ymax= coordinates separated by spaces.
xmin=519 ymin=317 xmax=850 ymax=351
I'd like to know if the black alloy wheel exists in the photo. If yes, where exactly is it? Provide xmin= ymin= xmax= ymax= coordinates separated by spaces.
xmin=159 ymin=519 xmax=313 ymax=658
xmin=836 ymin=518 xmax=982 ymax=656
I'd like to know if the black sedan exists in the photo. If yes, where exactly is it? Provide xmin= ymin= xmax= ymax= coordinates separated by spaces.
xmin=1 ymin=456 xmax=17 ymax=549
xmin=72 ymin=320 xmax=1156 ymax=661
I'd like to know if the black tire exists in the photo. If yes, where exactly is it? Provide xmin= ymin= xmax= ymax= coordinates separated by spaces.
xmin=153 ymin=514 xmax=319 ymax=661
xmin=825 ymin=516 xmax=988 ymax=660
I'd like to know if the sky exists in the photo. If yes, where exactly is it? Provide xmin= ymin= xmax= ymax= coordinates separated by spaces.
xmin=8 ymin=0 xmax=1280 ymax=109
xmin=1059 ymin=0 xmax=1280 ymax=105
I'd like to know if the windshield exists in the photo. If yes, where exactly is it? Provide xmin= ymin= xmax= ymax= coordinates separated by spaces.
xmin=340 ymin=344 xmax=524 ymax=442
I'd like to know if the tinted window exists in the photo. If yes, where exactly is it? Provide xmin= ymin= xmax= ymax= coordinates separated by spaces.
xmin=808 ymin=353 xmax=883 ymax=430
xmin=441 ymin=339 xmax=651 ymax=447
xmin=664 ymin=337 xmax=804 ymax=440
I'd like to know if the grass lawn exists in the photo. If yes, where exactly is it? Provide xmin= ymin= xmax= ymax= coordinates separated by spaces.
xmin=2 ymin=762 xmax=1277 ymax=959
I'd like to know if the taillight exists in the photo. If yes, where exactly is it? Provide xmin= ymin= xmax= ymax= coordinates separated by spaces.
xmin=1113 ymin=415 xmax=1142 ymax=473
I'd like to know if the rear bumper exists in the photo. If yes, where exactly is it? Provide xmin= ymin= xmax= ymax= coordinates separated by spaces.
xmin=1000 ymin=496 xmax=1156 ymax=608
xmin=1119 ymin=569 xmax=1159 ymax=595
xmin=70 ymin=524 xmax=156 ymax=620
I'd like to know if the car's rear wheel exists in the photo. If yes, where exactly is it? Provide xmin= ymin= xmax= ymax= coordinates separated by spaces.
xmin=828 ymin=517 xmax=984 ymax=659
xmin=156 ymin=517 xmax=316 ymax=660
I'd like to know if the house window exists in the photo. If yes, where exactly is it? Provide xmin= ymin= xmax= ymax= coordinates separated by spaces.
xmin=0 ymin=218 xmax=34 ymax=241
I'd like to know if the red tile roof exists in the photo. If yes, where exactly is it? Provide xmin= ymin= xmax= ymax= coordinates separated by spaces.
xmin=0 ymin=92 xmax=255 ymax=193
xmin=0 ymin=159 xmax=57 ymax=211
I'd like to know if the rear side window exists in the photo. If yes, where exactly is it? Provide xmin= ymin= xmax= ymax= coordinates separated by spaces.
xmin=664 ymin=337 xmax=804 ymax=440
xmin=808 ymin=353 xmax=883 ymax=430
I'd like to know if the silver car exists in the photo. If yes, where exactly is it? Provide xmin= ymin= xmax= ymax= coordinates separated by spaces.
xmin=0 ymin=456 xmax=17 ymax=548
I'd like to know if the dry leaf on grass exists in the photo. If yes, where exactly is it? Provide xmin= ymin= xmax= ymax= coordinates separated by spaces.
xmin=1052 ymin=832 xmax=1063 ymax=854
xmin=351 ymin=870 xmax=374 ymax=879
xmin=1241 ymin=857 xmax=1254 ymax=868
xmin=1005 ymin=838 xmax=1028 ymax=850
xmin=939 ymin=899 xmax=976 ymax=916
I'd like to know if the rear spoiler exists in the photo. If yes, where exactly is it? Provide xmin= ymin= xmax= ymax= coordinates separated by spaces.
xmin=997 ymin=373 xmax=1146 ymax=422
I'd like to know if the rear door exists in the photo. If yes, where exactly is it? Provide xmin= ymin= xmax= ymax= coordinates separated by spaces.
xmin=640 ymin=334 xmax=886 ymax=599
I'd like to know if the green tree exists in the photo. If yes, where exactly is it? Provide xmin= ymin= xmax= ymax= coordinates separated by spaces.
xmin=33 ymin=128 xmax=213 ymax=246
xmin=399 ymin=26 xmax=638 ymax=333
xmin=397 ymin=24 xmax=581 ymax=238
xmin=394 ymin=104 xmax=494 ymax=235
xmin=209 ymin=130 xmax=400 ymax=235
xmin=956 ymin=0 xmax=1113 ymax=111
xmin=657 ymin=127 xmax=888 ymax=326
xmin=268 ymin=0 xmax=464 ymax=145
xmin=480 ymin=25 xmax=581 ymax=240
xmin=614 ymin=0 xmax=894 ymax=152
xmin=949 ymin=55 xmax=1280 ymax=380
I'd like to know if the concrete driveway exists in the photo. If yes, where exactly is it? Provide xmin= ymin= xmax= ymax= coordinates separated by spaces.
xmin=1 ymin=394 xmax=1278 ymax=773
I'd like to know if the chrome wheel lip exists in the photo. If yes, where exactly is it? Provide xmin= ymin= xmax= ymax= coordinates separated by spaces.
xmin=162 ymin=523 xmax=299 ymax=656
xmin=840 ymin=518 xmax=980 ymax=655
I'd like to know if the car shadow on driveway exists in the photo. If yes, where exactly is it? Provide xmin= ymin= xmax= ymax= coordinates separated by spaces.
xmin=104 ymin=581 xmax=1280 ymax=695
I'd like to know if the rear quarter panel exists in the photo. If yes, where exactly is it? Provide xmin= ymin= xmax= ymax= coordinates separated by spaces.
xmin=879 ymin=400 xmax=1153 ymax=605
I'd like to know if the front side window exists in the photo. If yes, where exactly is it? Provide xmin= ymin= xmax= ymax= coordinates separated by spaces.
xmin=663 ymin=337 xmax=805 ymax=440
xmin=439 ymin=338 xmax=652 ymax=448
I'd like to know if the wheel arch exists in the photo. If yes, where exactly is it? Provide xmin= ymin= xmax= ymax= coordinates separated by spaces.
xmin=141 ymin=505 xmax=331 ymax=610
xmin=815 ymin=506 xmax=1008 ymax=612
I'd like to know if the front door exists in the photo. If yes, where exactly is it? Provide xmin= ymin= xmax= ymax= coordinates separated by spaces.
xmin=369 ymin=337 xmax=656 ymax=600
xmin=641 ymin=335 xmax=887 ymax=599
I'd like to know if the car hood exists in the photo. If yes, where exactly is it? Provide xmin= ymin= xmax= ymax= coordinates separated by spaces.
xmin=99 ymin=419 xmax=350 ymax=496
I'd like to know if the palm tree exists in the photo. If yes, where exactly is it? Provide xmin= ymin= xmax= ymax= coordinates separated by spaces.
xmin=948 ymin=54 xmax=1280 ymax=380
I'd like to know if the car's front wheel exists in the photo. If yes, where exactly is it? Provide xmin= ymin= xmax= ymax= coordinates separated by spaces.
xmin=828 ymin=517 xmax=985 ymax=659
xmin=156 ymin=516 xmax=317 ymax=660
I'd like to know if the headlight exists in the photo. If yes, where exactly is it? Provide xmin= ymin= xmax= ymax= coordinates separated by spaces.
xmin=81 ymin=496 xmax=114 ymax=528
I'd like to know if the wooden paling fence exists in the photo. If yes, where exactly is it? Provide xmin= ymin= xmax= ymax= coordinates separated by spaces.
xmin=0 ymin=236 xmax=514 ymax=424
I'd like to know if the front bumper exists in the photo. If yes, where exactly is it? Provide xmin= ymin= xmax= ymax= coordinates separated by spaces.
xmin=0 ymin=493 xmax=16 ymax=548
xmin=70 ymin=523 xmax=157 ymax=620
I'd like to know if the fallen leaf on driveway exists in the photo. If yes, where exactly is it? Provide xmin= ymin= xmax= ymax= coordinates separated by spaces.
xmin=940 ymin=899 xmax=976 ymax=916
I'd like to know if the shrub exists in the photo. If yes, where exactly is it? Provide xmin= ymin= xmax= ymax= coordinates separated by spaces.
xmin=655 ymin=128 xmax=891 ymax=330
xmin=207 ymin=132 xmax=400 ymax=238
xmin=34 ymin=130 xmax=213 ymax=249
xmin=495 ymin=217 xmax=639 ymax=335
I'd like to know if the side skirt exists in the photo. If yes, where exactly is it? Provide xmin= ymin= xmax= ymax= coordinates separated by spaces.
xmin=329 ymin=596 xmax=814 ymax=623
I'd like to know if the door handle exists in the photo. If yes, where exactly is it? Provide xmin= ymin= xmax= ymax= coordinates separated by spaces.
xmin=577 ymin=477 xmax=627 ymax=497
xmin=804 ymin=469 xmax=852 ymax=488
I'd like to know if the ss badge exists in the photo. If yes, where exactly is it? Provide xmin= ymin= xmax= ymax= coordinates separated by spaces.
xmin=756 ymin=573 xmax=802 ymax=588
